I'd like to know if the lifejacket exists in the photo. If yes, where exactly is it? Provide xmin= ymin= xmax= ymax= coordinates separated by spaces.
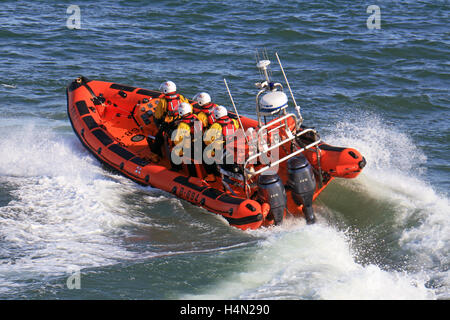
xmin=216 ymin=117 xmax=236 ymax=146
xmin=165 ymin=93 xmax=181 ymax=117
xmin=194 ymin=102 xmax=216 ymax=126
xmin=178 ymin=113 xmax=202 ymax=135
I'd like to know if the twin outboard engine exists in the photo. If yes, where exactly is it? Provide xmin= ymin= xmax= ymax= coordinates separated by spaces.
xmin=287 ymin=155 xmax=317 ymax=224
xmin=257 ymin=172 xmax=286 ymax=225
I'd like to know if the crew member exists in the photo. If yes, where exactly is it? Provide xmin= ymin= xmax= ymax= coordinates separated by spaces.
xmin=192 ymin=92 xmax=217 ymax=128
xmin=203 ymin=105 xmax=240 ymax=181
xmin=171 ymin=102 xmax=202 ymax=176
xmin=149 ymin=81 xmax=188 ymax=162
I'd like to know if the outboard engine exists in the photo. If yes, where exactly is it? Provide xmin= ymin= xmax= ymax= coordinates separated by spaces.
xmin=287 ymin=155 xmax=317 ymax=224
xmin=257 ymin=172 xmax=287 ymax=225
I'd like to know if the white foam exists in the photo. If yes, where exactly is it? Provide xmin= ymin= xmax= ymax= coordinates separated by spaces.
xmin=185 ymin=112 xmax=446 ymax=300
xmin=184 ymin=221 xmax=434 ymax=300
xmin=1 ymin=83 xmax=16 ymax=89
xmin=0 ymin=123 xmax=141 ymax=294
xmin=0 ymin=114 xmax=446 ymax=299
xmin=322 ymin=112 xmax=449 ymax=298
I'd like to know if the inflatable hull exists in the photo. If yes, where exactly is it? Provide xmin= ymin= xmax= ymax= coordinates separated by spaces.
xmin=66 ymin=77 xmax=365 ymax=229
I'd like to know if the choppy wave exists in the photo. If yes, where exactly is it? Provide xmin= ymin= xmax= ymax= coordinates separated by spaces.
xmin=184 ymin=222 xmax=435 ymax=300
xmin=0 ymin=123 xmax=143 ymax=295
xmin=183 ymin=111 xmax=447 ymax=300
xmin=0 ymin=0 xmax=448 ymax=300
xmin=323 ymin=112 xmax=449 ymax=299
xmin=0 ymin=122 xmax=252 ymax=297
xmin=0 ymin=112 xmax=447 ymax=299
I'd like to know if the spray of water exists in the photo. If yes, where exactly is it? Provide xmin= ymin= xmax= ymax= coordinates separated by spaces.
xmin=325 ymin=112 xmax=449 ymax=298
xmin=0 ymin=113 xmax=446 ymax=299
xmin=0 ymin=123 xmax=144 ymax=295
xmin=184 ymin=111 xmax=446 ymax=300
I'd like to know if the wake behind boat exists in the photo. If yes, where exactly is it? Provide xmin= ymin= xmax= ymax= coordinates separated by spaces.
xmin=66 ymin=53 xmax=366 ymax=230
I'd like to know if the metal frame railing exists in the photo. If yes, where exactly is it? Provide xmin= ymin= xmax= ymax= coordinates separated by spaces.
xmin=243 ymin=113 xmax=321 ymax=176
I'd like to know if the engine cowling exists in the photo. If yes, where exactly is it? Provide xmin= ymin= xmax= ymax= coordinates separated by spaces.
xmin=287 ymin=155 xmax=317 ymax=224
xmin=257 ymin=172 xmax=286 ymax=225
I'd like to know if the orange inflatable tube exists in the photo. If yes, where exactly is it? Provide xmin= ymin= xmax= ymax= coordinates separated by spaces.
xmin=66 ymin=77 xmax=365 ymax=229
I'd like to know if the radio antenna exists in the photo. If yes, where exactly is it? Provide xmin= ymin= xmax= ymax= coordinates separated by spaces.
xmin=223 ymin=78 xmax=249 ymax=143
xmin=275 ymin=52 xmax=303 ymax=124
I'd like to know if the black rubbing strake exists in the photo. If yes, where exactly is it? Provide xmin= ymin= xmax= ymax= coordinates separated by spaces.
xmin=75 ymin=100 xmax=90 ymax=116
xmin=91 ymin=129 xmax=114 ymax=146
xmin=82 ymin=116 xmax=99 ymax=130
xmin=110 ymin=83 xmax=136 ymax=92
xmin=108 ymin=144 xmax=135 ymax=160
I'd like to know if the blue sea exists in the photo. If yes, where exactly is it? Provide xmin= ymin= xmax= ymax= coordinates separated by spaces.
xmin=0 ymin=0 xmax=448 ymax=300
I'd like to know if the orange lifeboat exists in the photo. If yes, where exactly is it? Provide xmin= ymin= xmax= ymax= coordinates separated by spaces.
xmin=66 ymin=72 xmax=365 ymax=230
